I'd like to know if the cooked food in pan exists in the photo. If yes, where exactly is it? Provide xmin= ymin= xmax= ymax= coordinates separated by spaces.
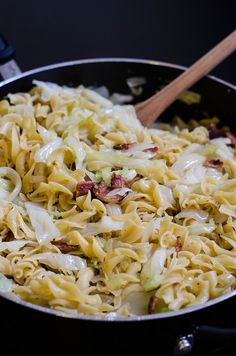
xmin=0 ymin=81 xmax=235 ymax=316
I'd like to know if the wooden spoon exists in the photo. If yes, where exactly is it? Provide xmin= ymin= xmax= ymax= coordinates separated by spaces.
xmin=136 ymin=30 xmax=236 ymax=127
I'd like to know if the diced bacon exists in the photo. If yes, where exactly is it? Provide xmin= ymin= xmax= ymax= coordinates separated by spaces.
xmin=143 ymin=146 xmax=159 ymax=153
xmin=226 ymin=132 xmax=236 ymax=148
xmin=111 ymin=173 xmax=124 ymax=188
xmin=176 ymin=236 xmax=182 ymax=252
xmin=113 ymin=142 xmax=136 ymax=150
xmin=111 ymin=172 xmax=143 ymax=189
xmin=101 ymin=131 xmax=108 ymax=137
xmin=203 ymin=159 xmax=223 ymax=168
xmin=76 ymin=172 xmax=142 ymax=204
xmin=148 ymin=294 xmax=158 ymax=314
xmin=76 ymin=181 xmax=95 ymax=197
xmin=93 ymin=181 xmax=110 ymax=198
xmin=208 ymin=124 xmax=225 ymax=139
xmin=52 ymin=242 xmax=77 ymax=254
xmin=93 ymin=181 xmax=128 ymax=203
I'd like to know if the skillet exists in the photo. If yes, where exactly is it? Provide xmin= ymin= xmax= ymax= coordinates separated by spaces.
xmin=0 ymin=33 xmax=236 ymax=355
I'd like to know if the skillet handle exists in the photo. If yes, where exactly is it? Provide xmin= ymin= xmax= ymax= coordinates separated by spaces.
xmin=174 ymin=325 xmax=236 ymax=355
xmin=0 ymin=33 xmax=21 ymax=80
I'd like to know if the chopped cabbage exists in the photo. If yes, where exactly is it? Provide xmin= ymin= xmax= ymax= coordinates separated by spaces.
xmin=0 ymin=273 xmax=15 ymax=293
xmin=91 ymin=86 xmax=110 ymax=98
xmin=110 ymin=93 xmax=133 ymax=105
xmin=171 ymin=153 xmax=205 ymax=176
xmin=175 ymin=209 xmax=208 ymax=222
xmin=31 ymin=252 xmax=87 ymax=271
xmin=64 ymin=136 xmax=85 ymax=169
xmin=82 ymin=216 xmax=124 ymax=237
xmin=35 ymin=125 xmax=65 ymax=162
xmin=0 ymin=178 xmax=13 ymax=200
xmin=25 ymin=202 xmax=60 ymax=244
xmin=159 ymin=185 xmax=174 ymax=205
xmin=34 ymin=139 xmax=63 ymax=163
xmin=106 ymin=204 xmax=122 ymax=216
xmin=122 ymin=291 xmax=152 ymax=315
xmin=37 ymin=124 xmax=58 ymax=142
xmin=95 ymin=167 xmax=112 ymax=185
xmin=95 ymin=168 xmax=137 ymax=186
xmin=188 ymin=221 xmax=216 ymax=235
xmin=85 ymin=150 xmax=166 ymax=179
xmin=82 ymin=87 xmax=113 ymax=108
xmin=33 ymin=80 xmax=78 ymax=101
xmin=141 ymin=248 xmax=167 ymax=291
xmin=0 ymin=167 xmax=22 ymax=202
xmin=107 ymin=105 xmax=143 ymax=131
xmin=219 ymin=205 xmax=236 ymax=218
xmin=0 ymin=240 xmax=32 ymax=252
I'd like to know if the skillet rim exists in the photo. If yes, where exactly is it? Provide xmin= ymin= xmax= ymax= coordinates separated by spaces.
xmin=0 ymin=57 xmax=235 ymax=89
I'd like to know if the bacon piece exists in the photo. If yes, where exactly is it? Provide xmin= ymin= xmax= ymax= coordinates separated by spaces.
xmin=176 ymin=236 xmax=182 ymax=253
xmin=208 ymin=124 xmax=225 ymax=139
xmin=148 ymin=294 xmax=158 ymax=314
xmin=111 ymin=173 xmax=124 ymax=188
xmin=93 ymin=181 xmax=110 ymax=199
xmin=226 ymin=132 xmax=236 ymax=148
xmin=76 ymin=181 xmax=95 ymax=197
xmin=111 ymin=172 xmax=143 ymax=189
xmin=143 ymin=146 xmax=159 ymax=153
xmin=101 ymin=131 xmax=108 ymax=137
xmin=52 ymin=242 xmax=77 ymax=254
xmin=113 ymin=142 xmax=136 ymax=150
xmin=94 ymin=172 xmax=143 ymax=203
xmin=93 ymin=181 xmax=128 ymax=203
xmin=203 ymin=159 xmax=223 ymax=168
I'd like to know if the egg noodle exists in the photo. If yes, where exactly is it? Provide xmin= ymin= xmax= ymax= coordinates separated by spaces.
xmin=0 ymin=80 xmax=235 ymax=317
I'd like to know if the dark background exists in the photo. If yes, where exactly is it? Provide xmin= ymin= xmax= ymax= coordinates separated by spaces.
xmin=0 ymin=0 xmax=235 ymax=83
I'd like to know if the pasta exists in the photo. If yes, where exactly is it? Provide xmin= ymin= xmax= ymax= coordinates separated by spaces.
xmin=0 ymin=80 xmax=236 ymax=317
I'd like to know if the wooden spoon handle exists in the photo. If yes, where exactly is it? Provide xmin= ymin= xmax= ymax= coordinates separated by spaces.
xmin=136 ymin=30 xmax=236 ymax=127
